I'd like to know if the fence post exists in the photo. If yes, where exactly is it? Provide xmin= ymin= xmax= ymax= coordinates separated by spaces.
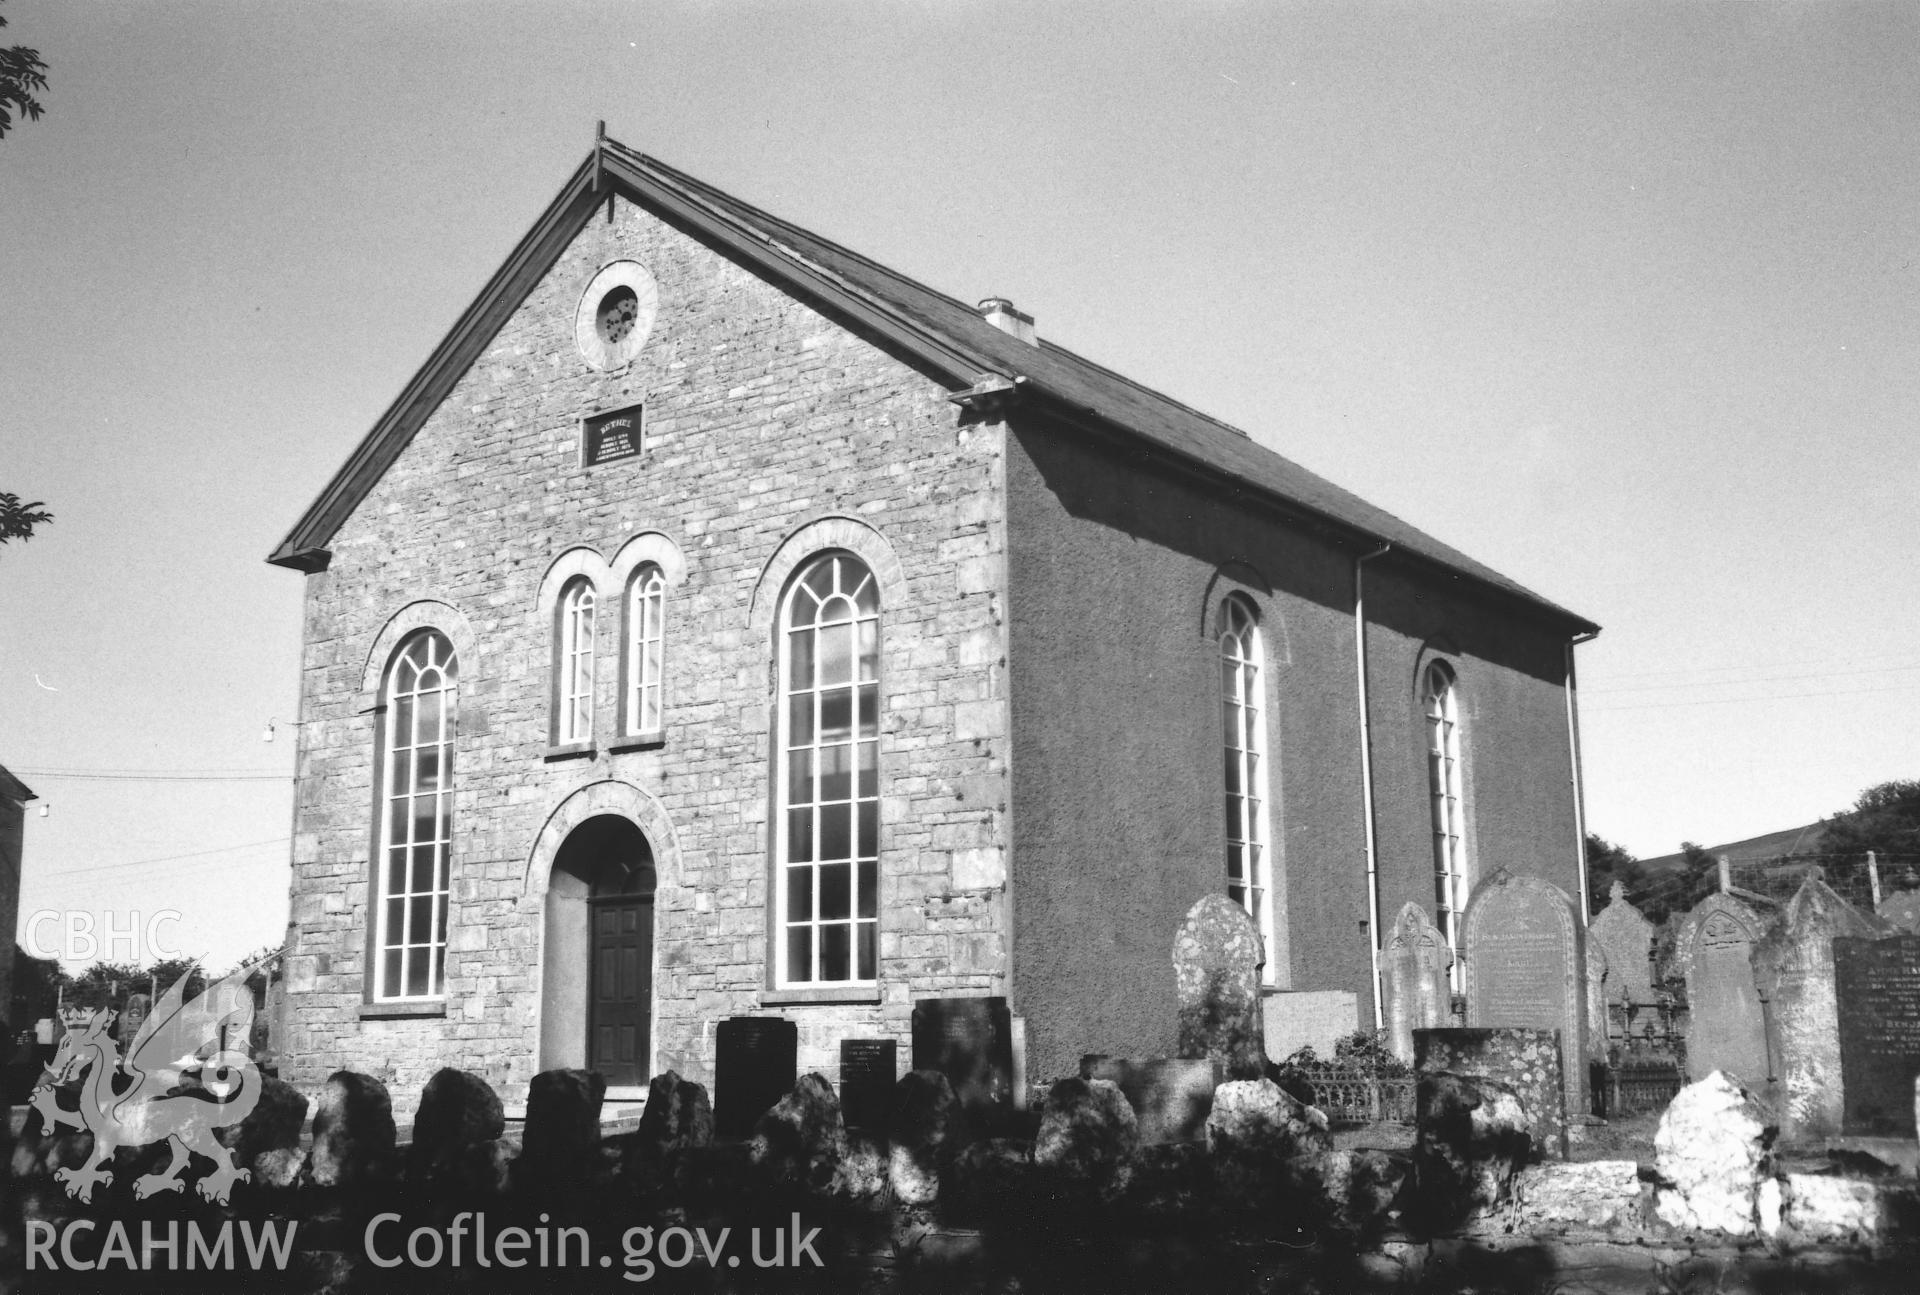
xmin=1868 ymin=850 xmax=1881 ymax=907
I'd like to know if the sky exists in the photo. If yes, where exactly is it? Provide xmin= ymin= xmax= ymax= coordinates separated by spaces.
xmin=4 ymin=2 xmax=1917 ymax=975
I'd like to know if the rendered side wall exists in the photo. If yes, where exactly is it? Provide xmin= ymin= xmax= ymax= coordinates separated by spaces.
xmin=1005 ymin=417 xmax=1584 ymax=1083
xmin=283 ymin=193 xmax=1010 ymax=1112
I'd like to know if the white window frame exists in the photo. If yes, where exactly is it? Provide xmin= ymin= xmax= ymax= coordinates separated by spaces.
xmin=625 ymin=564 xmax=665 ymax=737
xmin=557 ymin=577 xmax=596 ymax=745
xmin=1425 ymin=659 xmax=1467 ymax=990
xmin=774 ymin=553 xmax=881 ymax=987
xmin=1221 ymin=595 xmax=1277 ymax=983
xmin=374 ymin=630 xmax=456 ymax=1002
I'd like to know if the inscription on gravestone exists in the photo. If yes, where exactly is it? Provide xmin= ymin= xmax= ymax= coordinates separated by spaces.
xmin=1461 ymin=869 xmax=1585 ymax=1115
xmin=714 ymin=1016 xmax=797 ymax=1139
xmin=1835 ymin=935 xmax=1920 ymax=1137
xmin=838 ymin=1038 xmax=898 ymax=1132
xmin=912 ymin=997 xmax=1013 ymax=1113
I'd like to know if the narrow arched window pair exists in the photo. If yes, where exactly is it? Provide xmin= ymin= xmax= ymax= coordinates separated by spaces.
xmin=776 ymin=553 xmax=881 ymax=986
xmin=1424 ymin=659 xmax=1467 ymax=988
xmin=1220 ymin=595 xmax=1276 ymax=979
xmin=554 ymin=566 xmax=667 ymax=743
xmin=377 ymin=630 xmax=457 ymax=1001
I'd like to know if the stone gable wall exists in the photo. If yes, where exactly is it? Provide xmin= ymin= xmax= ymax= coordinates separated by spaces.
xmin=281 ymin=194 xmax=1010 ymax=1111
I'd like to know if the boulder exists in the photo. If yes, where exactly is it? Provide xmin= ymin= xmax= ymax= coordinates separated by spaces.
xmin=630 ymin=1071 xmax=712 ymax=1162
xmin=1033 ymin=1077 xmax=1138 ymax=1198
xmin=1205 ymin=1078 xmax=1332 ymax=1161
xmin=249 ymin=1146 xmax=306 ymax=1191
xmin=833 ymin=1131 xmax=887 ymax=1199
xmin=305 ymin=1071 xmax=397 ymax=1188
xmin=518 ymin=1068 xmax=606 ymax=1189
xmin=408 ymin=1069 xmax=506 ymax=1186
xmin=1510 ymin=1160 xmax=1642 ymax=1232
xmin=1653 ymin=1070 xmax=1775 ymax=1237
xmin=219 ymin=1073 xmax=308 ymax=1168
xmin=1116 ymin=1141 xmax=1212 ymax=1222
xmin=457 ymin=1135 xmax=519 ymax=1197
xmin=749 ymin=1072 xmax=845 ymax=1194
xmin=1411 ymin=1071 xmax=1533 ymax=1229
xmin=888 ymin=1069 xmax=970 ymax=1206
xmin=1294 ymin=1148 xmax=1409 ymax=1239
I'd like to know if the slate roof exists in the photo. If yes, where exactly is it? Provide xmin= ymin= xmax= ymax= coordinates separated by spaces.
xmin=268 ymin=140 xmax=1597 ymax=635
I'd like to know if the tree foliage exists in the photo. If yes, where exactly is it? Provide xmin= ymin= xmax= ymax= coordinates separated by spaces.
xmin=0 ymin=1 xmax=47 ymax=140
xmin=1820 ymin=779 xmax=1920 ymax=872
xmin=1584 ymin=832 xmax=1640 ymax=916
xmin=0 ymin=492 xmax=53 ymax=545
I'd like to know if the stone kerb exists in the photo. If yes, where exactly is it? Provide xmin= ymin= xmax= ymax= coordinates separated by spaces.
xmin=1750 ymin=869 xmax=1889 ymax=1142
xmin=1382 ymin=901 xmax=1452 ymax=1065
xmin=1460 ymin=869 xmax=1585 ymax=1115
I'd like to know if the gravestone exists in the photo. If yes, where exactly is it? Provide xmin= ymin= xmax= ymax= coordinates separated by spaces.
xmin=1415 ymin=1027 xmax=1569 ymax=1160
xmin=911 ymin=997 xmax=1013 ymax=1113
xmin=1589 ymin=882 xmax=1655 ymax=1007
xmin=1586 ymin=942 xmax=1611 ymax=1063
xmin=1834 ymin=934 xmax=1920 ymax=1137
xmin=1082 ymin=1057 xmax=1220 ymax=1144
xmin=1678 ymin=892 xmax=1773 ymax=1088
xmin=714 ymin=1016 xmax=798 ymax=1139
xmin=1382 ymin=902 xmax=1453 ymax=1065
xmin=1751 ymin=869 xmax=1888 ymax=1141
xmin=1877 ymin=890 xmax=1920 ymax=935
xmin=1172 ymin=893 xmax=1267 ymax=1080
xmin=1461 ymin=869 xmax=1586 ymax=1115
xmin=838 ymin=1038 xmax=898 ymax=1132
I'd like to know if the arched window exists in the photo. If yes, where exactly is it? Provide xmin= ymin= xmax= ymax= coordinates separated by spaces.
xmin=776 ymin=553 xmax=880 ymax=985
xmin=1221 ymin=595 xmax=1275 ymax=978
xmin=1424 ymin=659 xmax=1466 ymax=987
xmin=376 ymin=630 xmax=457 ymax=1001
xmin=557 ymin=577 xmax=596 ymax=744
xmin=625 ymin=564 xmax=666 ymax=736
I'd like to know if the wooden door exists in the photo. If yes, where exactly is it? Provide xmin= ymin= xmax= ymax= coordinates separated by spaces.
xmin=589 ymin=897 xmax=652 ymax=1087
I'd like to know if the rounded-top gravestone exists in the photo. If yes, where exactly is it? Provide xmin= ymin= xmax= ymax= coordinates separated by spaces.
xmin=1173 ymin=894 xmax=1266 ymax=1080
xmin=1460 ymin=869 xmax=1585 ymax=1115
xmin=1382 ymin=902 xmax=1452 ymax=1064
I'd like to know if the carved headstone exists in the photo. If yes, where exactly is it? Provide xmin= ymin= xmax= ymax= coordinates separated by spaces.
xmin=1751 ymin=869 xmax=1888 ymax=1141
xmin=1834 ymin=934 xmax=1920 ymax=1137
xmin=1877 ymin=890 xmax=1920 ymax=935
xmin=1172 ymin=894 xmax=1267 ymax=1080
xmin=1381 ymin=902 xmax=1453 ymax=1065
xmin=714 ymin=1016 xmax=798 ymax=1139
xmin=1679 ymin=892 xmax=1772 ymax=1088
xmin=1586 ymin=942 xmax=1611 ymax=1063
xmin=1460 ymin=870 xmax=1585 ymax=1115
xmin=838 ymin=1038 xmax=897 ymax=1132
xmin=1589 ymin=881 xmax=1655 ymax=1006
xmin=911 ymin=997 xmax=1013 ymax=1114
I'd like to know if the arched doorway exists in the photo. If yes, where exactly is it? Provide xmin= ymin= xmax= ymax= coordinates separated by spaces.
xmin=541 ymin=814 xmax=656 ymax=1088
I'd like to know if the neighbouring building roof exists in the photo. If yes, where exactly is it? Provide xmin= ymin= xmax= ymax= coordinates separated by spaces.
xmin=268 ymin=139 xmax=1598 ymax=636
xmin=0 ymin=762 xmax=35 ymax=804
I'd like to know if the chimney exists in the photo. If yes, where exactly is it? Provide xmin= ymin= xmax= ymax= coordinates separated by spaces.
xmin=978 ymin=298 xmax=1037 ymax=346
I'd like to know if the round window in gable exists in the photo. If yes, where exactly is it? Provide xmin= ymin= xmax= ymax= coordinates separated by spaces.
xmin=575 ymin=261 xmax=658 ymax=371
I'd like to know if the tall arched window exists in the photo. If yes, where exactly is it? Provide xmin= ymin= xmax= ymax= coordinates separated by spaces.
xmin=776 ymin=553 xmax=880 ymax=986
xmin=557 ymin=578 xmax=596 ymax=744
xmin=626 ymin=564 xmax=665 ymax=736
xmin=377 ymin=630 xmax=457 ymax=1001
xmin=1221 ymin=595 xmax=1275 ymax=979
xmin=1424 ymin=659 xmax=1467 ymax=987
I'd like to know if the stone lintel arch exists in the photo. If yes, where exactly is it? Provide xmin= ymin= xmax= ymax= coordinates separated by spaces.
xmin=359 ymin=599 xmax=481 ymax=703
xmin=534 ymin=545 xmax=612 ymax=613
xmin=1201 ymin=562 xmax=1293 ymax=666
xmin=525 ymin=779 xmax=680 ymax=1085
xmin=610 ymin=530 xmax=689 ymax=591
xmin=747 ymin=515 xmax=906 ymax=635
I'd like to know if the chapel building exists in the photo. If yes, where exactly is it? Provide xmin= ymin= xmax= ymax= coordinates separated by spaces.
xmin=268 ymin=139 xmax=1600 ymax=1107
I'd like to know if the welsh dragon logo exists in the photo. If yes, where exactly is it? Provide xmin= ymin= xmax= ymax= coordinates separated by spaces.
xmin=30 ymin=962 xmax=264 ymax=1205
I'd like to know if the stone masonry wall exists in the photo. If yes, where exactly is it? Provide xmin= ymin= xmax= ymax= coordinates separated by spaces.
xmin=281 ymin=193 xmax=1010 ymax=1112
